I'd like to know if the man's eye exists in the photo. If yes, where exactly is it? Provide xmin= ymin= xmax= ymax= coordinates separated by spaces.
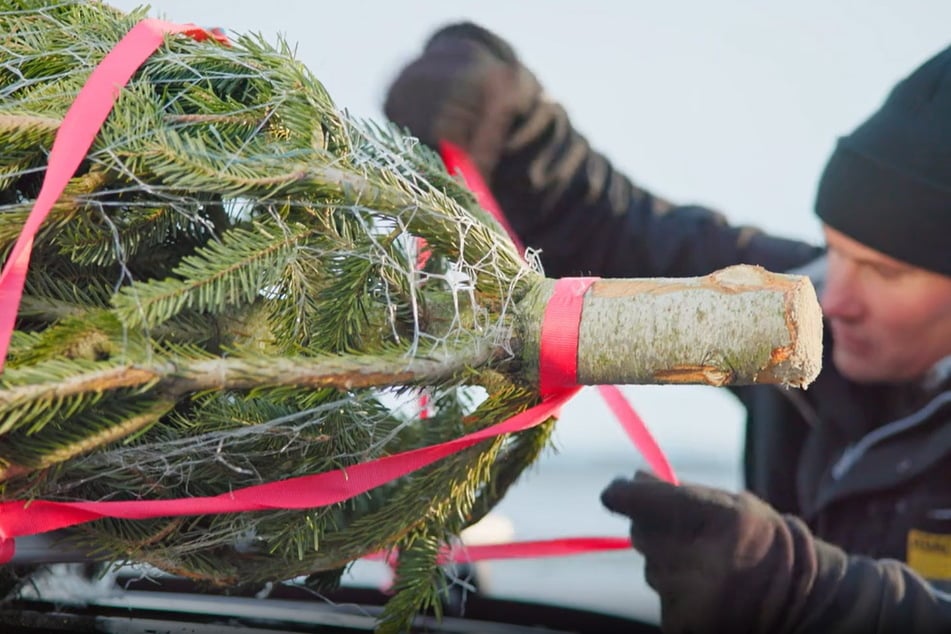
xmin=870 ymin=263 xmax=906 ymax=279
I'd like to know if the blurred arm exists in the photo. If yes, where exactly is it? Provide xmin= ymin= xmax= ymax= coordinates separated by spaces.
xmin=384 ymin=22 xmax=823 ymax=279
xmin=491 ymin=96 xmax=823 ymax=278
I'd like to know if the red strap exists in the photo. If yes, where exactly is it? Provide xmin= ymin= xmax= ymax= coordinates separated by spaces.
xmin=598 ymin=385 xmax=677 ymax=484
xmin=363 ymin=536 xmax=633 ymax=565
xmin=0 ymin=389 xmax=578 ymax=552
xmin=432 ymin=145 xmax=677 ymax=561
xmin=438 ymin=141 xmax=525 ymax=255
xmin=539 ymin=277 xmax=596 ymax=399
xmin=0 ymin=19 xmax=667 ymax=567
xmin=438 ymin=145 xmax=676 ymax=484
xmin=444 ymin=536 xmax=632 ymax=563
xmin=0 ymin=20 xmax=227 ymax=373
xmin=0 ymin=274 xmax=605 ymax=562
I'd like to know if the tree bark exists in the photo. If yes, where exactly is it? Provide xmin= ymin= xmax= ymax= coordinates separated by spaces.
xmin=518 ymin=264 xmax=822 ymax=389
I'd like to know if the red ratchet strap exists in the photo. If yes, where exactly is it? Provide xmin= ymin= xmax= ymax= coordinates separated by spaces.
xmin=438 ymin=141 xmax=677 ymax=485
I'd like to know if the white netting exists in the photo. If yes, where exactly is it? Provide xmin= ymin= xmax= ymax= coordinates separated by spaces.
xmin=1 ymin=2 xmax=552 ymax=605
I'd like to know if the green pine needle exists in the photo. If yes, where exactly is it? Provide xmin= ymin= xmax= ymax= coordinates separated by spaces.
xmin=1 ymin=3 xmax=550 ymax=630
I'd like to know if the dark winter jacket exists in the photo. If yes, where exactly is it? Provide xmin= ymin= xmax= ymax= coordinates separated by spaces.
xmin=487 ymin=94 xmax=951 ymax=632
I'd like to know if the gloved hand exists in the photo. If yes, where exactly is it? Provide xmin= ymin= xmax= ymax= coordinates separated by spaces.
xmin=383 ymin=22 xmax=542 ymax=177
xmin=601 ymin=471 xmax=819 ymax=633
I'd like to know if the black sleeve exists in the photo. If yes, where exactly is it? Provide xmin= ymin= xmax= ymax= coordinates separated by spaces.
xmin=489 ymin=97 xmax=824 ymax=279
xmin=601 ymin=474 xmax=951 ymax=633
xmin=733 ymin=385 xmax=811 ymax=514
xmin=797 ymin=538 xmax=951 ymax=633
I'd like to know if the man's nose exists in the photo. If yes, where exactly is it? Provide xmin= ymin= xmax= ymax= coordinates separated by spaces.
xmin=820 ymin=259 xmax=862 ymax=320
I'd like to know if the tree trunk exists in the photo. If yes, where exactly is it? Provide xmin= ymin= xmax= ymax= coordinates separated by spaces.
xmin=519 ymin=264 xmax=822 ymax=389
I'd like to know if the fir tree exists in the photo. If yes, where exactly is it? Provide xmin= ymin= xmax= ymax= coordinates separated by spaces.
xmin=0 ymin=2 xmax=822 ymax=631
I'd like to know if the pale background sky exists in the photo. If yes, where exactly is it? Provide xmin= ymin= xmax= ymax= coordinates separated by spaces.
xmin=102 ymin=0 xmax=951 ymax=619
xmin=106 ymin=0 xmax=951 ymax=477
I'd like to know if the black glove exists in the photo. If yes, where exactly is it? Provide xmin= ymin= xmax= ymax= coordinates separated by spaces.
xmin=383 ymin=22 xmax=542 ymax=177
xmin=601 ymin=471 xmax=819 ymax=633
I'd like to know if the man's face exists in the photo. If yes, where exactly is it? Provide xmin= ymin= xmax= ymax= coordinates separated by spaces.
xmin=821 ymin=225 xmax=951 ymax=383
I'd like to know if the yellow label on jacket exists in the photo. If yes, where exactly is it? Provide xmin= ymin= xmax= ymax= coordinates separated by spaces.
xmin=907 ymin=529 xmax=951 ymax=580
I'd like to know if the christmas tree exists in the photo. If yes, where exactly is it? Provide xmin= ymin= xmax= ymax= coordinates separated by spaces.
xmin=0 ymin=2 xmax=822 ymax=630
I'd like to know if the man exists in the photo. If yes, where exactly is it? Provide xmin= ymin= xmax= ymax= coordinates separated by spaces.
xmin=383 ymin=22 xmax=951 ymax=632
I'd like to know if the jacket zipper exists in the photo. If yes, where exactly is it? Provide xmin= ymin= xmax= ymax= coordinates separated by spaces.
xmin=831 ymin=390 xmax=951 ymax=480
